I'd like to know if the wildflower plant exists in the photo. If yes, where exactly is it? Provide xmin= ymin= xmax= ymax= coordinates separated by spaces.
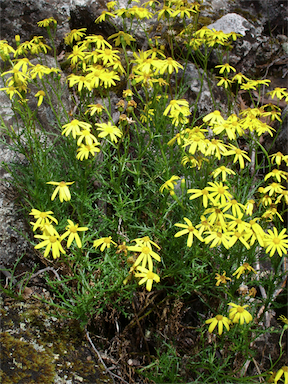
xmin=1 ymin=1 xmax=287 ymax=382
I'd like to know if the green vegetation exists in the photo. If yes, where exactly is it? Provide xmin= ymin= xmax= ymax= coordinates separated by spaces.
xmin=0 ymin=1 xmax=287 ymax=382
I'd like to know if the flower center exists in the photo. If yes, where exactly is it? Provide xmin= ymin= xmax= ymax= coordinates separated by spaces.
xmin=216 ymin=315 xmax=223 ymax=320
xmin=49 ymin=236 xmax=57 ymax=243
xmin=146 ymin=271 xmax=154 ymax=279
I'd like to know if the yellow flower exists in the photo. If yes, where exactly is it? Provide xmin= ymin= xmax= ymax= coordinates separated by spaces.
xmin=232 ymin=72 xmax=249 ymax=84
xmin=278 ymin=315 xmax=288 ymax=325
xmin=224 ymin=145 xmax=251 ymax=169
xmin=67 ymin=45 xmax=86 ymax=66
xmin=108 ymin=31 xmax=136 ymax=46
xmin=0 ymin=40 xmax=16 ymax=60
xmin=96 ymin=48 xmax=120 ymax=65
xmin=34 ymin=231 xmax=65 ymax=259
xmin=99 ymin=70 xmax=120 ymax=88
xmin=76 ymin=129 xmax=98 ymax=146
xmin=174 ymin=217 xmax=204 ymax=247
xmin=172 ymin=6 xmax=197 ymax=19
xmin=61 ymin=219 xmax=88 ymax=248
xmin=96 ymin=122 xmax=122 ymax=143
xmin=274 ymin=366 xmax=288 ymax=384
xmin=211 ymin=166 xmax=236 ymax=182
xmin=267 ymin=87 xmax=288 ymax=100
xmin=264 ymin=227 xmax=288 ymax=257
xmin=203 ymin=110 xmax=224 ymax=125
xmin=84 ymin=34 xmax=112 ymax=50
xmin=270 ymin=152 xmax=288 ymax=166
xmin=187 ymin=187 xmax=212 ymax=208
xmin=204 ymin=230 xmax=233 ymax=249
xmin=64 ymin=28 xmax=87 ymax=45
xmin=127 ymin=244 xmax=161 ymax=271
xmin=215 ymin=271 xmax=231 ymax=286
xmin=228 ymin=303 xmax=253 ymax=325
xmin=0 ymin=85 xmax=23 ymax=100
xmin=62 ymin=119 xmax=91 ymax=139
xmin=264 ymin=182 xmax=285 ymax=197
xmin=35 ymin=90 xmax=45 ymax=106
xmin=163 ymin=99 xmax=189 ymax=116
xmin=93 ymin=236 xmax=117 ymax=251
xmin=156 ymin=5 xmax=174 ymax=20
xmin=29 ymin=64 xmax=52 ymax=80
xmin=66 ymin=74 xmax=91 ymax=92
xmin=232 ymin=262 xmax=256 ymax=279
xmin=206 ymin=181 xmax=233 ymax=205
xmin=95 ymin=11 xmax=115 ymax=24
xmin=245 ymin=199 xmax=255 ymax=216
xmin=221 ymin=198 xmax=245 ymax=217
xmin=205 ymin=314 xmax=231 ymax=335
xmin=134 ymin=266 xmax=160 ymax=292
xmin=86 ymin=103 xmax=105 ymax=116
xmin=127 ymin=6 xmax=153 ymax=20
xmin=116 ymin=242 xmax=128 ymax=257
xmin=217 ymin=77 xmax=232 ymax=89
xmin=215 ymin=63 xmax=236 ymax=74
xmin=159 ymin=175 xmax=179 ymax=193
xmin=46 ymin=181 xmax=74 ymax=202
xmin=29 ymin=209 xmax=58 ymax=231
xmin=205 ymin=139 xmax=228 ymax=159
xmin=132 ymin=236 xmax=160 ymax=250
xmin=265 ymin=169 xmax=288 ymax=182
xmin=229 ymin=231 xmax=251 ymax=250
xmin=123 ymin=89 xmax=134 ymax=98
xmin=37 ymin=18 xmax=57 ymax=27
xmin=76 ymin=143 xmax=100 ymax=160
xmin=154 ymin=57 xmax=183 ymax=74
xmin=106 ymin=1 xmax=117 ymax=11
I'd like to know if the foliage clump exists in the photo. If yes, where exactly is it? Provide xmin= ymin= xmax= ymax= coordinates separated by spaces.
xmin=0 ymin=0 xmax=287 ymax=382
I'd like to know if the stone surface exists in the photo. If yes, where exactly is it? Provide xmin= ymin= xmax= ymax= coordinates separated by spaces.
xmin=208 ymin=13 xmax=262 ymax=36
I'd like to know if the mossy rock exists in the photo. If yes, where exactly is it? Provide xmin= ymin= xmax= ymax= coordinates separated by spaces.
xmin=0 ymin=299 xmax=113 ymax=383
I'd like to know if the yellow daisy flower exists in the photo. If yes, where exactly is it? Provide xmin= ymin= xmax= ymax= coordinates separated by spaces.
xmin=205 ymin=314 xmax=231 ymax=335
xmin=134 ymin=266 xmax=160 ymax=292
xmin=174 ymin=217 xmax=204 ymax=247
xmin=61 ymin=219 xmax=88 ymax=248
xmin=93 ymin=236 xmax=117 ymax=252
xmin=228 ymin=303 xmax=253 ymax=325
xmin=264 ymin=227 xmax=288 ymax=257
xmin=96 ymin=122 xmax=122 ymax=143
xmin=46 ymin=181 xmax=74 ymax=202
xmin=34 ymin=231 xmax=65 ymax=259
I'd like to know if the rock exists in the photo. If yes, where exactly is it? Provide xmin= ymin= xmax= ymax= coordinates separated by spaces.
xmin=208 ymin=12 xmax=263 ymax=36
xmin=206 ymin=13 xmax=282 ymax=75
xmin=0 ymin=0 xmax=71 ymax=49
xmin=179 ymin=63 xmax=228 ymax=117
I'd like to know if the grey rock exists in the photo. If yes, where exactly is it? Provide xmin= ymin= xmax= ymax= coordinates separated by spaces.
xmin=181 ymin=63 xmax=228 ymax=117
xmin=0 ymin=0 xmax=71 ymax=48
xmin=208 ymin=13 xmax=263 ymax=36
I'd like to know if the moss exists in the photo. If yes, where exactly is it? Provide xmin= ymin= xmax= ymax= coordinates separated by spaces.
xmin=0 ymin=332 xmax=56 ymax=384
xmin=0 ymin=299 xmax=113 ymax=383
xmin=198 ymin=16 xmax=213 ymax=27
xmin=233 ymin=8 xmax=259 ymax=23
